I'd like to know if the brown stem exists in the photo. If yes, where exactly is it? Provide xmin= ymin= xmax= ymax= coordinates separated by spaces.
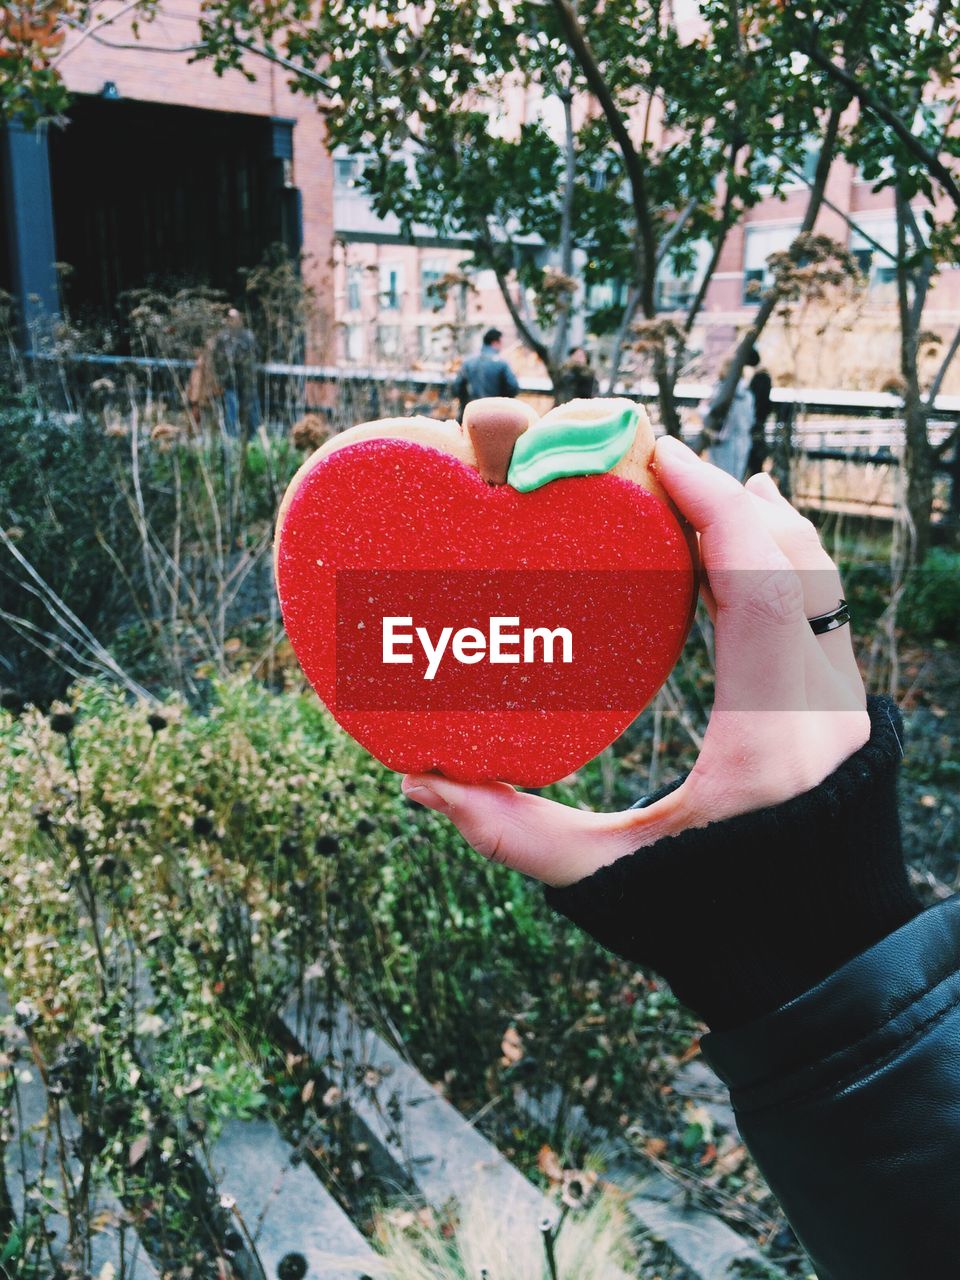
xmin=655 ymin=345 xmax=683 ymax=437
xmin=477 ymin=224 xmax=554 ymax=379
xmin=684 ymin=141 xmax=744 ymax=336
xmin=606 ymin=286 xmax=643 ymax=391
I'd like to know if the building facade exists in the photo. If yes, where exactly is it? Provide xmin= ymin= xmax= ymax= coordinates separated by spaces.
xmin=3 ymin=3 xmax=958 ymax=395
xmin=0 ymin=2 xmax=333 ymax=345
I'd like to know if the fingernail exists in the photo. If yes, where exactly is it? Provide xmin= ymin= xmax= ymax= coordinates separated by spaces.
xmin=656 ymin=435 xmax=698 ymax=466
xmin=402 ymin=776 xmax=449 ymax=811
xmin=753 ymin=471 xmax=780 ymax=495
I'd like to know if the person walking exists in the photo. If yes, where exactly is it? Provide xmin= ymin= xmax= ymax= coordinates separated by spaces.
xmin=452 ymin=328 xmax=520 ymax=418
xmin=555 ymin=345 xmax=599 ymax=404
xmin=747 ymin=351 xmax=773 ymax=477
xmin=186 ymin=336 xmax=219 ymax=431
xmin=212 ymin=308 xmax=261 ymax=438
xmin=701 ymin=350 xmax=758 ymax=481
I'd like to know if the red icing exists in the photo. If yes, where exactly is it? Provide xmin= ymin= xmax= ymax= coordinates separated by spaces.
xmin=277 ymin=438 xmax=697 ymax=786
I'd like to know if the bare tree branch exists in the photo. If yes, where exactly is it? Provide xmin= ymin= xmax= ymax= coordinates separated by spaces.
xmin=477 ymin=224 xmax=551 ymax=369
xmin=683 ymin=141 xmax=744 ymax=337
xmin=58 ymin=21 xmax=333 ymax=97
xmin=805 ymin=37 xmax=960 ymax=212
xmin=550 ymin=0 xmax=658 ymax=315
xmin=53 ymin=0 xmax=144 ymax=67
xmin=898 ymin=196 xmax=935 ymax=334
xmin=704 ymin=103 xmax=843 ymax=434
xmin=780 ymin=159 xmax=898 ymax=263
xmin=606 ymin=286 xmax=643 ymax=392
xmin=550 ymin=88 xmax=578 ymax=368
xmin=928 ymin=323 xmax=960 ymax=411
xmin=656 ymin=198 xmax=698 ymax=268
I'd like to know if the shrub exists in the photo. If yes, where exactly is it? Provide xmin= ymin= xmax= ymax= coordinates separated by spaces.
xmin=0 ymin=393 xmax=139 ymax=704
xmin=0 ymin=681 xmax=696 ymax=1181
xmin=0 ymin=390 xmax=299 ymax=703
xmin=900 ymin=547 xmax=960 ymax=641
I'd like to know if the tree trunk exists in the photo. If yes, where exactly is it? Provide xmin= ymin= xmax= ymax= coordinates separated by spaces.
xmin=772 ymin=403 xmax=794 ymax=499
xmin=703 ymin=104 xmax=843 ymax=435
xmin=903 ymin=391 xmax=934 ymax=563
xmin=653 ymin=347 xmax=682 ymax=437
xmin=895 ymin=187 xmax=935 ymax=564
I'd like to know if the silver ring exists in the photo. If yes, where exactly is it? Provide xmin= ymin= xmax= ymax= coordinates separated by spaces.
xmin=808 ymin=599 xmax=850 ymax=635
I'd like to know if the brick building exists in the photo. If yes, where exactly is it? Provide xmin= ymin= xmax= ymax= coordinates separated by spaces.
xmin=694 ymin=154 xmax=960 ymax=391
xmin=0 ymin=3 xmax=333 ymax=343
xmin=332 ymin=146 xmax=548 ymax=380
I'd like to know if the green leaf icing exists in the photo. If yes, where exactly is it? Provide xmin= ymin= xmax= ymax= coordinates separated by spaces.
xmin=506 ymin=403 xmax=640 ymax=492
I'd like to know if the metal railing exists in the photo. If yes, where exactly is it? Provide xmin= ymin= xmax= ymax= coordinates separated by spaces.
xmin=26 ymin=351 xmax=960 ymax=522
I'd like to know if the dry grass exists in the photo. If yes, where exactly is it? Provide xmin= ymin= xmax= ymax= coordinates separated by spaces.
xmin=349 ymin=1187 xmax=639 ymax=1280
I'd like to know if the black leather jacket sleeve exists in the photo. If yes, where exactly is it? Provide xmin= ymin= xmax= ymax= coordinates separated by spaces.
xmin=545 ymin=700 xmax=960 ymax=1277
xmin=704 ymin=896 xmax=960 ymax=1278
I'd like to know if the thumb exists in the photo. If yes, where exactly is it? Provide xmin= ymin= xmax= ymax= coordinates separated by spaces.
xmin=401 ymin=774 xmax=663 ymax=886
xmin=655 ymin=435 xmax=808 ymax=713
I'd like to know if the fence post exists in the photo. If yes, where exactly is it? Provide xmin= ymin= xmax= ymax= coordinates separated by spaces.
xmin=1 ymin=120 xmax=60 ymax=347
xmin=949 ymin=433 xmax=960 ymax=531
xmin=773 ymin=402 xmax=795 ymax=500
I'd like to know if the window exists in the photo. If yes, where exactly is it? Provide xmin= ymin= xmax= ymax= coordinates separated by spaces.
xmin=379 ymin=263 xmax=403 ymax=311
xmin=588 ymin=164 xmax=612 ymax=192
xmin=343 ymin=324 xmax=364 ymax=363
xmin=420 ymin=261 xmax=446 ymax=310
xmin=377 ymin=324 xmax=402 ymax=359
xmin=457 ymin=324 xmax=484 ymax=357
xmin=586 ymin=279 xmax=627 ymax=312
xmin=418 ymin=324 xmax=449 ymax=361
xmin=656 ymin=240 xmax=711 ymax=312
xmin=346 ymin=265 xmax=364 ymax=312
xmin=848 ymin=218 xmax=899 ymax=292
xmin=750 ymin=140 xmax=820 ymax=195
xmin=335 ymin=156 xmax=361 ymax=188
xmin=742 ymin=222 xmax=801 ymax=303
xmin=656 ymin=276 xmax=695 ymax=311
xmin=456 ymin=281 xmax=470 ymax=324
xmin=784 ymin=140 xmax=820 ymax=189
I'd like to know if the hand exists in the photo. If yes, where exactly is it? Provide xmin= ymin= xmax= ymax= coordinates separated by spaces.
xmin=401 ymin=437 xmax=869 ymax=888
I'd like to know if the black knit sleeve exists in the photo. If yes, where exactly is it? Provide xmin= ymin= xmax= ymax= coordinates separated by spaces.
xmin=545 ymin=697 xmax=921 ymax=1031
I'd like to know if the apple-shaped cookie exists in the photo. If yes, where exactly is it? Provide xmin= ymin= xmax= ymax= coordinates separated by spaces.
xmin=275 ymin=397 xmax=697 ymax=786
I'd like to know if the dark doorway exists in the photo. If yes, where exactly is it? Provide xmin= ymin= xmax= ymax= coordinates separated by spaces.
xmin=48 ymin=95 xmax=301 ymax=321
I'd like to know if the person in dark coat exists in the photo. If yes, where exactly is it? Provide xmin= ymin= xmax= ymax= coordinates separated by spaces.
xmin=746 ymin=347 xmax=773 ymax=477
xmin=555 ymin=345 xmax=600 ymax=404
xmin=452 ymin=328 xmax=520 ymax=417
xmin=212 ymin=308 xmax=261 ymax=438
